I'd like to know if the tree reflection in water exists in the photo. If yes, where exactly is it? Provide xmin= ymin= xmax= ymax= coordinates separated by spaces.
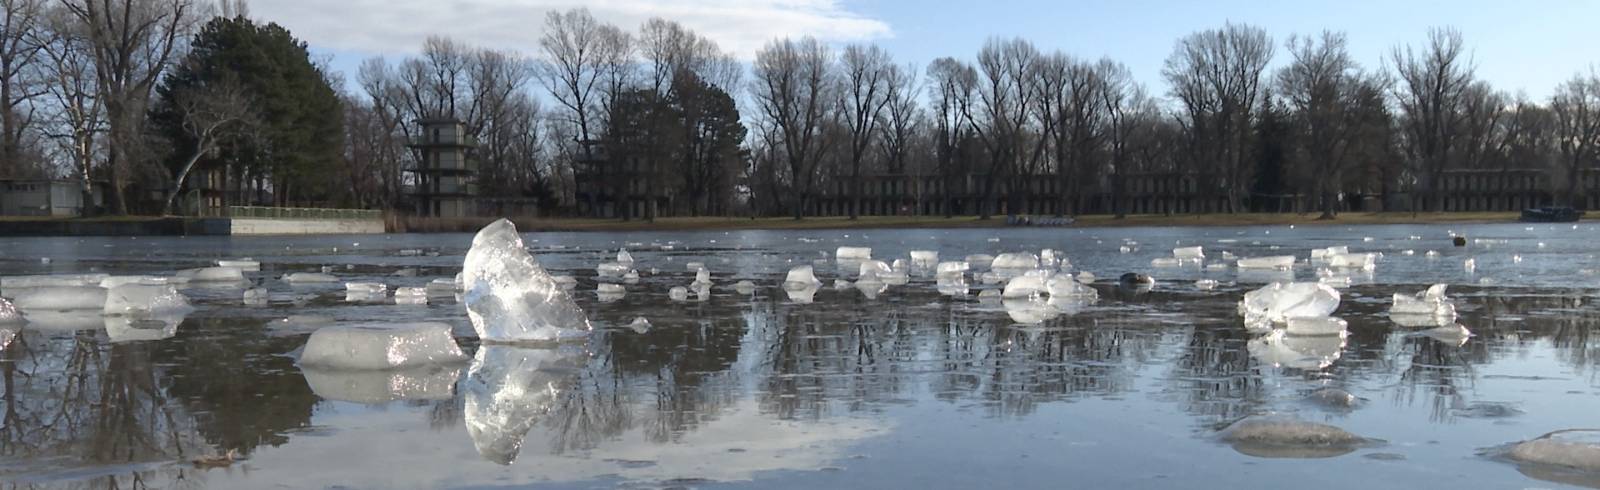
xmin=4 ymin=284 xmax=1600 ymax=485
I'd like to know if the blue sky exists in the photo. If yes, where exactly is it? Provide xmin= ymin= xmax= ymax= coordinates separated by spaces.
xmin=260 ymin=0 xmax=1598 ymax=101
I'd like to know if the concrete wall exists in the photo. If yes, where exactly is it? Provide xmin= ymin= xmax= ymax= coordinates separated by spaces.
xmin=230 ymin=218 xmax=385 ymax=235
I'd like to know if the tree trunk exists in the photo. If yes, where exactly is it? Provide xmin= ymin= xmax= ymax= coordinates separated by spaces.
xmin=164 ymin=145 xmax=208 ymax=216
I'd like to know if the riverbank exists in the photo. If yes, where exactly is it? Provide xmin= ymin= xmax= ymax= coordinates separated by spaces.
xmin=398 ymin=211 xmax=1531 ymax=233
xmin=0 ymin=211 xmax=1536 ymax=236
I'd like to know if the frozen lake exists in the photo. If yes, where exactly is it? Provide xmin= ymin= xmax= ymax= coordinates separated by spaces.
xmin=2 ymin=222 xmax=1599 ymax=489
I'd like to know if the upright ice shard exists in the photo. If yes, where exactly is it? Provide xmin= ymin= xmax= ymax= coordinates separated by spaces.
xmin=910 ymin=250 xmax=940 ymax=269
xmin=462 ymin=219 xmax=591 ymax=342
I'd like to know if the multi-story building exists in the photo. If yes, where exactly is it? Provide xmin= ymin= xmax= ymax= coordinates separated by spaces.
xmin=406 ymin=119 xmax=479 ymax=218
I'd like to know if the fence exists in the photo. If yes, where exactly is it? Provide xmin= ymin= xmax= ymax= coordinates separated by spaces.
xmin=227 ymin=206 xmax=383 ymax=220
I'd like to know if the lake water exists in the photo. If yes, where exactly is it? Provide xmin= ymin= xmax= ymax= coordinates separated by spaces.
xmin=1 ymin=222 xmax=1599 ymax=489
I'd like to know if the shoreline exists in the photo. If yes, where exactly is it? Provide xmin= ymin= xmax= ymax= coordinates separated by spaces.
xmin=404 ymin=211 xmax=1533 ymax=233
xmin=0 ymin=211 xmax=1544 ymax=235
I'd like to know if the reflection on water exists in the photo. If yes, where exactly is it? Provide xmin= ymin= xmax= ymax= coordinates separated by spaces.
xmin=2 ymin=225 xmax=1600 ymax=488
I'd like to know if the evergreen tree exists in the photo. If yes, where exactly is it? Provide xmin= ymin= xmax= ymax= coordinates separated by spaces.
xmin=153 ymin=15 xmax=342 ymax=208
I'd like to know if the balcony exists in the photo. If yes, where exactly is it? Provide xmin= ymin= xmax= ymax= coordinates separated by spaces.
xmin=409 ymin=134 xmax=478 ymax=148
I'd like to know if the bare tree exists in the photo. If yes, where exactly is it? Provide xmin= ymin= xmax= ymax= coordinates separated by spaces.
xmin=837 ymin=43 xmax=891 ymax=219
xmin=964 ymin=37 xmax=1039 ymax=219
xmin=1277 ymin=31 xmax=1382 ymax=218
xmin=160 ymin=76 xmax=254 ymax=215
xmin=538 ymin=8 xmax=612 ymax=149
xmin=878 ymin=62 xmax=919 ymax=176
xmin=62 ymin=0 xmax=200 ymax=214
xmin=1390 ymin=27 xmax=1475 ymax=212
xmin=751 ymin=36 xmax=833 ymax=219
xmin=1551 ymin=70 xmax=1600 ymax=206
xmin=0 ymin=0 xmax=46 ymax=176
xmin=926 ymin=57 xmax=976 ymax=217
xmin=1098 ymin=59 xmax=1145 ymax=218
xmin=36 ymin=5 xmax=103 ymax=207
xmin=1163 ymin=22 xmax=1273 ymax=213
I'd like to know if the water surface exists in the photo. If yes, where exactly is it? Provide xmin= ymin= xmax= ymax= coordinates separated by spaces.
xmin=1 ymin=223 xmax=1598 ymax=489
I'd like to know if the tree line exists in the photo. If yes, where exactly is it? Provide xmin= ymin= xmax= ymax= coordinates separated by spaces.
xmin=1 ymin=2 xmax=1596 ymax=218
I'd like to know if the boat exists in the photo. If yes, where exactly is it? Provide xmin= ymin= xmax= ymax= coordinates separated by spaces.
xmin=1520 ymin=207 xmax=1584 ymax=223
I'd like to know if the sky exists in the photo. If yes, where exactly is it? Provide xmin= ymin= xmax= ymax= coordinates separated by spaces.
xmin=252 ymin=0 xmax=1600 ymax=101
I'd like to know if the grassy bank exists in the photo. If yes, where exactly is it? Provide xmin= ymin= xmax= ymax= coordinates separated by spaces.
xmin=392 ymin=211 xmax=1530 ymax=233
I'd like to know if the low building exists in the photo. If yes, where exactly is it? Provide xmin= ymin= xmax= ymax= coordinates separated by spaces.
xmin=0 ymin=179 xmax=100 ymax=217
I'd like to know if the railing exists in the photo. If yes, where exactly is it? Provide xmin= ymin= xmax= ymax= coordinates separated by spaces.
xmin=228 ymin=206 xmax=383 ymax=220
xmin=410 ymin=135 xmax=479 ymax=147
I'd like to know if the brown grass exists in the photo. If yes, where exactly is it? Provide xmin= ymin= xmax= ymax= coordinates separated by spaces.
xmin=388 ymin=211 xmax=1530 ymax=233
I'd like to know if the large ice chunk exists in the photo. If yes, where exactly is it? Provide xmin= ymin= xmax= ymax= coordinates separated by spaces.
xmin=464 ymin=345 xmax=585 ymax=465
xmin=596 ymin=262 xmax=631 ymax=278
xmin=936 ymin=261 xmax=969 ymax=278
xmin=180 ymin=267 xmax=246 ymax=282
xmin=1284 ymin=316 xmax=1348 ymax=336
xmin=299 ymin=322 xmax=468 ymax=370
xmin=105 ymin=315 xmax=185 ymax=343
xmin=301 ymin=365 xmax=463 ymax=404
xmin=1046 ymin=274 xmax=1098 ymax=299
xmin=1003 ymin=298 xmax=1059 ymax=325
xmin=965 ymin=254 xmax=995 ymax=270
xmin=783 ymin=266 xmax=823 ymax=290
xmin=104 ymin=285 xmax=194 ymax=317
xmin=858 ymin=260 xmax=892 ymax=280
xmin=991 ymin=252 xmax=1040 ymax=270
xmin=1173 ymin=246 xmax=1205 ymax=261
xmin=1239 ymin=282 xmax=1341 ymax=324
xmin=9 ymin=286 xmax=107 ymax=312
xmin=282 ymin=272 xmax=338 ymax=284
xmin=1248 ymin=330 xmax=1347 ymax=370
xmin=835 ymin=246 xmax=872 ymax=261
xmin=1310 ymin=246 xmax=1350 ymax=262
xmin=1389 ymin=284 xmax=1455 ymax=318
xmin=1237 ymin=256 xmax=1296 ymax=270
xmin=216 ymin=259 xmax=261 ymax=271
xmin=616 ymin=248 xmax=634 ymax=265
xmin=910 ymin=250 xmax=939 ymax=269
xmin=100 ymin=275 xmax=178 ymax=288
xmin=1327 ymin=253 xmax=1375 ymax=270
xmin=462 ymin=219 xmax=591 ymax=342
xmin=1002 ymin=274 xmax=1047 ymax=299
xmin=1 ymin=273 xmax=109 ymax=289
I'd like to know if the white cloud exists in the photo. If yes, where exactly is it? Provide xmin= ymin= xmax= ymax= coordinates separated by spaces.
xmin=252 ymin=0 xmax=892 ymax=60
